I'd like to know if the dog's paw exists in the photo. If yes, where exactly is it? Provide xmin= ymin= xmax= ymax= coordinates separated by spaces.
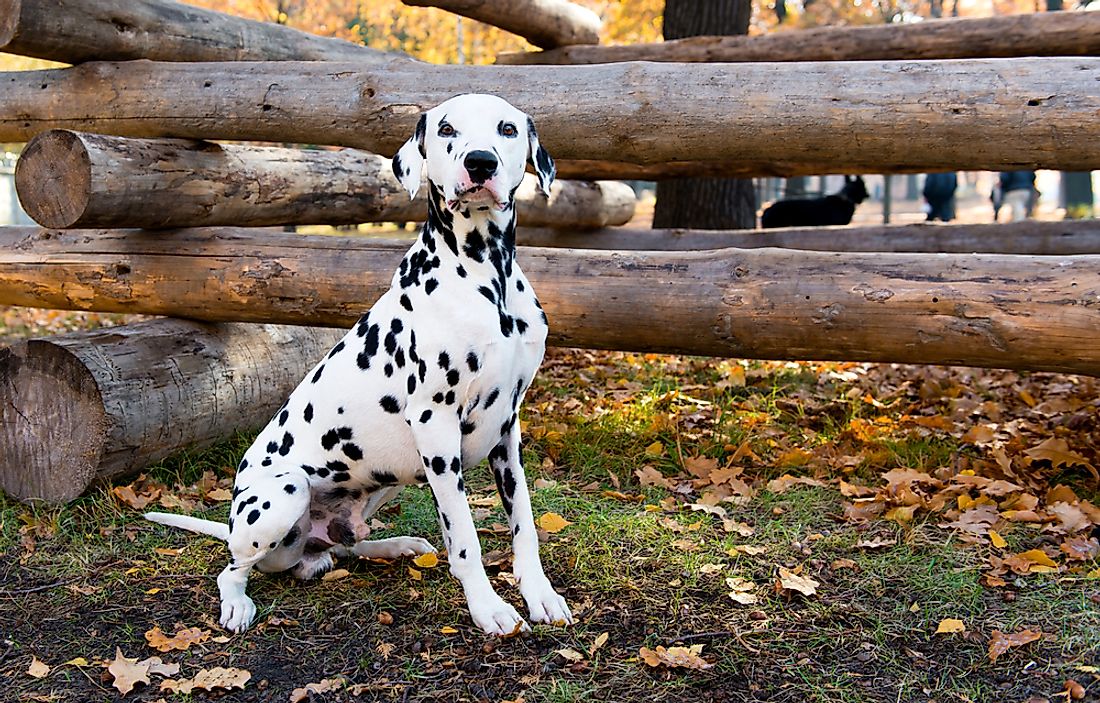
xmin=469 ymin=594 xmax=530 ymax=636
xmin=352 ymin=536 xmax=436 ymax=559
xmin=520 ymin=576 xmax=573 ymax=626
xmin=220 ymin=595 xmax=256 ymax=633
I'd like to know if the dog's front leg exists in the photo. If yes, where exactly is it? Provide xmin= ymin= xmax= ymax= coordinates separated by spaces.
xmin=490 ymin=429 xmax=573 ymax=626
xmin=408 ymin=410 xmax=528 ymax=635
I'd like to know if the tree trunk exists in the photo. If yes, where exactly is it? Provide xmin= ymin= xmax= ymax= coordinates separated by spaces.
xmin=0 ymin=0 xmax=405 ymax=65
xmin=497 ymin=11 xmax=1100 ymax=65
xmin=401 ymin=0 xmax=601 ymax=49
xmin=515 ymin=219 xmax=1100 ymax=254
xmin=2 ymin=59 xmax=1098 ymax=175
xmin=654 ymin=0 xmax=755 ymax=230
xmin=14 ymin=130 xmax=634 ymax=229
xmin=1 ymin=226 xmax=1098 ymax=377
xmin=0 ymin=319 xmax=345 ymax=504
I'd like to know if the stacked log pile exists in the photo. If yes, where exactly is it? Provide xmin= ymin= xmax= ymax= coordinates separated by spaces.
xmin=2 ymin=0 xmax=1099 ymax=502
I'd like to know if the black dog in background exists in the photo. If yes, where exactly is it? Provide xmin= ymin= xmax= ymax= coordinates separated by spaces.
xmin=760 ymin=176 xmax=869 ymax=228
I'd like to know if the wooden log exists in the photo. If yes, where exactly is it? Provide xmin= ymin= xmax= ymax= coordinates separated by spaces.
xmin=14 ymin=131 xmax=634 ymax=229
xmin=497 ymin=11 xmax=1100 ymax=65
xmin=0 ymin=0 xmax=404 ymax=65
xmin=1 ymin=58 xmax=1098 ymax=174
xmin=0 ymin=226 xmax=1098 ymax=377
xmin=552 ymin=159 xmax=852 ymax=180
xmin=0 ymin=319 xmax=345 ymax=504
xmin=516 ymin=221 xmax=1100 ymax=254
xmin=402 ymin=0 xmax=600 ymax=49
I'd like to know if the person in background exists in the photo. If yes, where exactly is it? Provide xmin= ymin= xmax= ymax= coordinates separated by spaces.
xmin=922 ymin=172 xmax=957 ymax=222
xmin=998 ymin=170 xmax=1036 ymax=222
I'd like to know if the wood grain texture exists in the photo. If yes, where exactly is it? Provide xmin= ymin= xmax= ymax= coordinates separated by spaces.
xmin=402 ymin=0 xmax=601 ymax=48
xmin=1 ymin=58 xmax=1097 ymax=174
xmin=15 ymin=131 xmax=634 ymax=229
xmin=0 ymin=0 xmax=403 ymax=64
xmin=497 ymin=11 xmax=1100 ymax=64
xmin=0 ymin=319 xmax=344 ymax=504
xmin=0 ymin=226 xmax=1097 ymax=376
xmin=516 ymin=220 xmax=1100 ymax=254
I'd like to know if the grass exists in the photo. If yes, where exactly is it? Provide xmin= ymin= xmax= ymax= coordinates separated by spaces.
xmin=2 ymin=351 xmax=1098 ymax=702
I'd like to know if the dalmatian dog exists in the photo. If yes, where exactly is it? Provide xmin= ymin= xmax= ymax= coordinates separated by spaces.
xmin=146 ymin=94 xmax=572 ymax=636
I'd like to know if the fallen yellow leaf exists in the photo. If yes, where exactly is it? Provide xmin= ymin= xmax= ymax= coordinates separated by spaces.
xmin=63 ymin=657 xmax=89 ymax=667
xmin=536 ymin=512 xmax=572 ymax=534
xmin=1016 ymin=549 xmax=1058 ymax=568
xmin=989 ymin=530 xmax=1007 ymax=549
xmin=321 ymin=568 xmax=351 ymax=582
xmin=408 ymin=567 xmax=422 ymax=581
xmin=589 ymin=632 xmax=610 ymax=656
xmin=439 ymin=626 xmax=458 ymax=634
xmin=644 ymin=441 xmax=664 ymax=457
xmin=935 ymin=618 xmax=965 ymax=635
xmin=413 ymin=552 xmax=439 ymax=568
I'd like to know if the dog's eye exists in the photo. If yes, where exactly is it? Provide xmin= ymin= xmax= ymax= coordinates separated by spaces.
xmin=499 ymin=122 xmax=518 ymax=138
xmin=438 ymin=123 xmax=455 ymax=137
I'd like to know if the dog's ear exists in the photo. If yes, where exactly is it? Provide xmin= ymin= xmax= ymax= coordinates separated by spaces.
xmin=526 ymin=116 xmax=555 ymax=197
xmin=392 ymin=114 xmax=427 ymax=199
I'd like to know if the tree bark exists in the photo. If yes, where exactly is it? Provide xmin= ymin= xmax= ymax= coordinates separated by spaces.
xmin=401 ymin=0 xmax=601 ymax=49
xmin=497 ymin=11 xmax=1100 ymax=65
xmin=1 ymin=59 xmax=1098 ymax=174
xmin=0 ymin=319 xmax=345 ymax=504
xmin=14 ymin=131 xmax=634 ymax=229
xmin=515 ymin=220 xmax=1100 ymax=254
xmin=0 ymin=0 xmax=404 ymax=65
xmin=653 ymin=0 xmax=755 ymax=230
xmin=0 ymin=226 xmax=1098 ymax=377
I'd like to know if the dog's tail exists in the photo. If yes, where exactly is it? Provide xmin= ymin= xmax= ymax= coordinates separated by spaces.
xmin=145 ymin=512 xmax=230 ymax=542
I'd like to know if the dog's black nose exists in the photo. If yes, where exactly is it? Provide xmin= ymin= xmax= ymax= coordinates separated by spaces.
xmin=463 ymin=150 xmax=498 ymax=183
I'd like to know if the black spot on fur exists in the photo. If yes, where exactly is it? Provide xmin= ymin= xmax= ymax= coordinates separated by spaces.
xmin=450 ymin=457 xmax=461 ymax=474
xmin=262 ymin=501 xmax=271 ymax=509
xmin=326 ymin=460 xmax=349 ymax=473
xmin=466 ymin=352 xmax=479 ymax=372
xmin=278 ymin=432 xmax=294 ymax=456
xmin=408 ymin=374 xmax=417 ymax=394
xmin=247 ymin=509 xmax=261 ymax=525
xmin=311 ymin=365 xmax=325 ymax=383
xmin=424 ymin=278 xmax=438 ymax=295
xmin=283 ymin=525 xmax=300 ymax=547
xmin=431 ymin=456 xmax=446 ymax=475
xmin=284 ymin=484 xmax=297 ymax=494
xmin=373 ymin=470 xmax=398 ymax=485
xmin=484 ymin=389 xmax=499 ymax=409
xmin=380 ymin=395 xmax=400 ymax=413
xmin=328 ymin=341 xmax=345 ymax=359
xmin=338 ymin=427 xmax=353 ymax=440
xmin=516 ymin=318 xmax=528 ymax=335
xmin=321 ymin=430 xmax=340 ymax=450
xmin=460 ymin=420 xmax=476 ymax=435
xmin=342 ymin=443 xmax=363 ymax=461
xmin=278 ymin=409 xmax=289 ymax=426
xmin=438 ymin=352 xmax=450 ymax=369
xmin=261 ymin=457 xmax=272 ymax=467
xmin=517 ymin=279 xmax=525 ymax=292
xmin=478 ymin=286 xmax=495 ymax=304
xmin=433 ymin=392 xmax=444 ymax=404
xmin=266 ymin=441 xmax=278 ymax=454
xmin=456 ymin=265 xmax=467 ymax=278
xmin=459 ymin=548 xmax=467 ymax=559
xmin=303 ymin=403 xmax=313 ymax=423
xmin=400 ymin=294 xmax=413 ymax=311
xmin=419 ymin=409 xmax=432 ymax=423
xmin=384 ymin=363 xmax=394 ymax=377
xmin=447 ymin=369 xmax=460 ymax=386
xmin=445 ymin=391 xmax=455 ymax=405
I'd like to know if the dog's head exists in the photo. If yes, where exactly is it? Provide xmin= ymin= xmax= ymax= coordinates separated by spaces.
xmin=392 ymin=94 xmax=555 ymax=212
xmin=843 ymin=175 xmax=869 ymax=205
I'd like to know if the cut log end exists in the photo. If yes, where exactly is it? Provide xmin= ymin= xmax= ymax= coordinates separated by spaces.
xmin=15 ymin=130 xmax=92 ymax=229
xmin=0 ymin=340 xmax=107 ymax=503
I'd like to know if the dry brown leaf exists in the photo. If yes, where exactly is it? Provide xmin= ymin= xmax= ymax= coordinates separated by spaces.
xmin=854 ymin=537 xmax=896 ymax=550
xmin=831 ymin=558 xmax=859 ymax=571
xmin=1048 ymin=502 xmax=1091 ymax=534
xmin=767 ymin=474 xmax=827 ymax=494
xmin=726 ymin=576 xmax=759 ymax=605
xmin=988 ymin=629 xmax=1042 ymax=662
xmin=144 ymin=625 xmax=210 ymax=652
xmin=289 ymin=677 xmax=345 ymax=702
xmin=321 ymin=568 xmax=351 ymax=582
xmin=205 ymin=487 xmax=232 ymax=502
xmin=589 ymin=632 xmax=610 ymax=657
xmin=636 ymin=465 xmax=673 ymax=490
xmin=1061 ymin=536 xmax=1100 ymax=561
xmin=777 ymin=567 xmax=819 ymax=596
xmin=112 ymin=485 xmax=160 ymax=510
xmin=555 ymin=647 xmax=585 ymax=662
xmin=161 ymin=666 xmax=251 ymax=694
xmin=536 ymin=512 xmax=571 ymax=533
xmin=108 ymin=648 xmax=151 ymax=695
xmin=961 ymin=424 xmax=996 ymax=444
xmin=683 ymin=455 xmax=719 ymax=479
xmin=26 ymin=656 xmax=50 ymax=679
xmin=638 ymin=644 xmax=712 ymax=670
xmin=139 ymin=657 xmax=180 ymax=678
xmin=1025 ymin=438 xmax=1099 ymax=481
